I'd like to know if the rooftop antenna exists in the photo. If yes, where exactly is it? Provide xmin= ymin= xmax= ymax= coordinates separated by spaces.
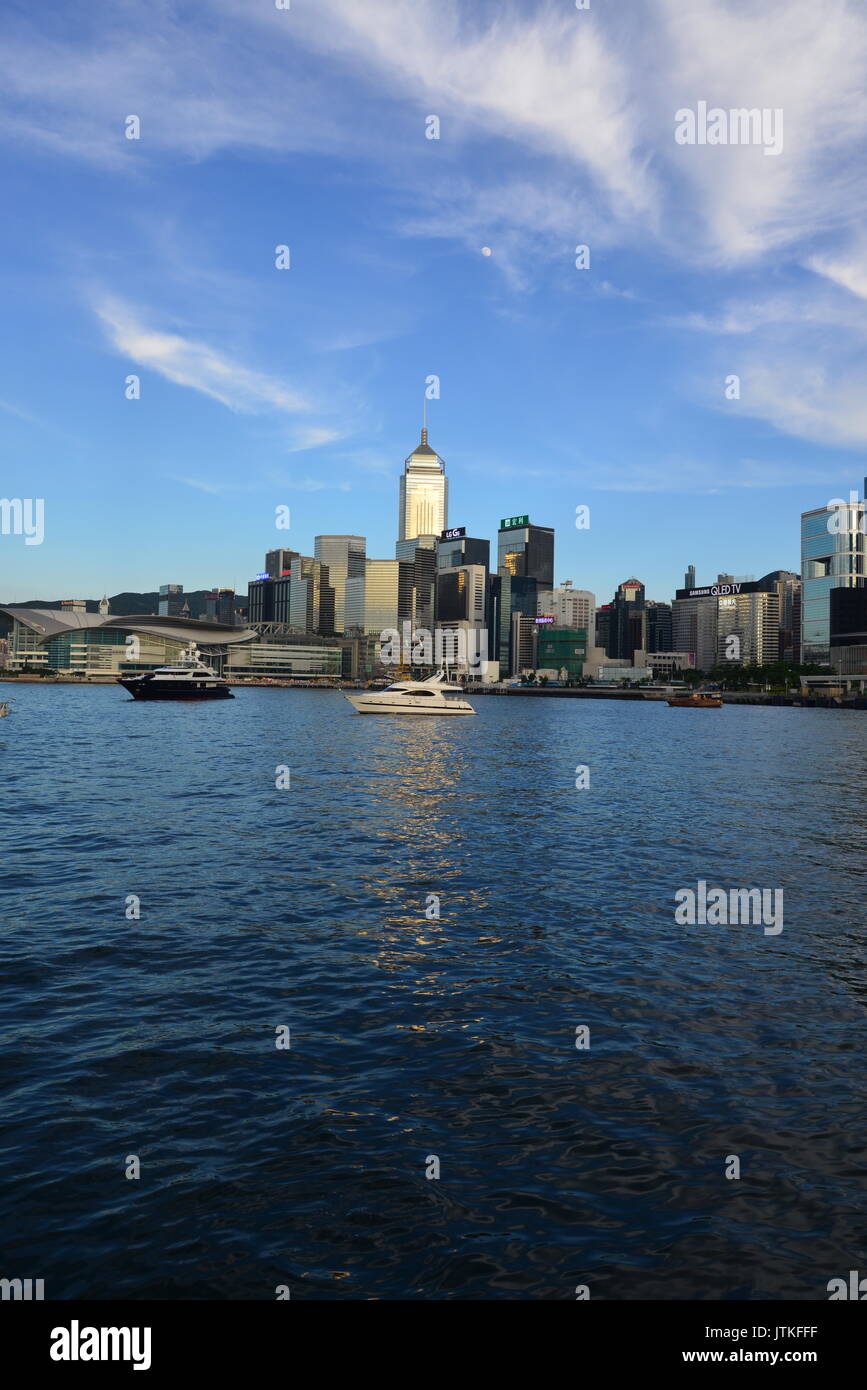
xmin=422 ymin=393 xmax=428 ymax=446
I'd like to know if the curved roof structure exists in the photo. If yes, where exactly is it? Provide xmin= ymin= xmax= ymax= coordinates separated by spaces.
xmin=0 ymin=607 xmax=257 ymax=646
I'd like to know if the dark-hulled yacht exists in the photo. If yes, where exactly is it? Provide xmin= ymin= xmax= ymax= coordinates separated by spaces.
xmin=118 ymin=656 xmax=234 ymax=701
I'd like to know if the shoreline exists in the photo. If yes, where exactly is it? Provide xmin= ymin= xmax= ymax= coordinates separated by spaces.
xmin=1 ymin=675 xmax=862 ymax=708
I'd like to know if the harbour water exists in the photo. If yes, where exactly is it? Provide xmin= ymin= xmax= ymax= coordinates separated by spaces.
xmin=1 ymin=685 xmax=865 ymax=1299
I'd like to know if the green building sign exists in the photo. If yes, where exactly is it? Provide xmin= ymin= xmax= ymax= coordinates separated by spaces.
xmin=500 ymin=514 xmax=530 ymax=530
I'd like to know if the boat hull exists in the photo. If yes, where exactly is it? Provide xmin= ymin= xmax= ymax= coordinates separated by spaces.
xmin=343 ymin=693 xmax=474 ymax=715
xmin=119 ymin=681 xmax=234 ymax=700
xmin=667 ymin=697 xmax=722 ymax=708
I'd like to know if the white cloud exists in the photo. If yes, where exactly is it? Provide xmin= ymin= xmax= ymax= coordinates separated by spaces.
xmin=94 ymin=296 xmax=309 ymax=415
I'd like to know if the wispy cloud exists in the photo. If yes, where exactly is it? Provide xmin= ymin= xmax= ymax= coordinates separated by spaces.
xmin=93 ymin=296 xmax=310 ymax=416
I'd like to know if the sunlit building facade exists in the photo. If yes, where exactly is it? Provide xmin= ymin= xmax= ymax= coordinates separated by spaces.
xmin=398 ymin=429 xmax=448 ymax=542
xmin=314 ymin=535 xmax=365 ymax=634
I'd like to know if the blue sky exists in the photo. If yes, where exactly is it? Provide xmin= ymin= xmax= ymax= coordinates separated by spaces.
xmin=1 ymin=0 xmax=867 ymax=605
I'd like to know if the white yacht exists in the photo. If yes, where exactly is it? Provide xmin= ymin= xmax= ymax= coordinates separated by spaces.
xmin=344 ymin=670 xmax=476 ymax=716
xmin=118 ymin=655 xmax=233 ymax=701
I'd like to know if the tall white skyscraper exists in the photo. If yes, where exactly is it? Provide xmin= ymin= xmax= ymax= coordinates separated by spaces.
xmin=399 ymin=427 xmax=448 ymax=542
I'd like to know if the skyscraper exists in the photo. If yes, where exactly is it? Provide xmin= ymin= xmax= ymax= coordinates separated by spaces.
xmin=608 ymin=578 xmax=646 ymax=662
xmin=158 ymin=584 xmax=183 ymax=617
xmin=395 ymin=536 xmax=437 ymax=633
xmin=496 ymin=516 xmax=554 ymax=673
xmin=399 ymin=427 xmax=448 ymax=542
xmin=801 ymin=486 xmax=866 ymax=663
xmin=314 ymin=536 xmax=366 ymax=634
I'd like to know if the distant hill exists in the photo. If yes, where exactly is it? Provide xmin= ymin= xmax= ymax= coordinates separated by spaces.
xmin=0 ymin=591 xmax=249 ymax=626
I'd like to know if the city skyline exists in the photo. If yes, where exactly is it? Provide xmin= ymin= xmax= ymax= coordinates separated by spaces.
xmin=3 ymin=3 xmax=867 ymax=603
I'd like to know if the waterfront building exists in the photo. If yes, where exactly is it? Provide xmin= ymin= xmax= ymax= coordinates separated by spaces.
xmin=314 ymin=536 xmax=366 ymax=634
xmin=801 ymin=486 xmax=866 ymax=663
xmin=647 ymin=651 xmax=696 ymax=678
xmin=757 ymin=570 xmax=801 ymax=664
xmin=497 ymin=515 xmax=554 ymax=673
xmin=158 ymin=584 xmax=184 ymax=617
xmin=536 ymin=626 xmax=588 ymax=681
xmin=671 ymin=592 xmax=720 ymax=670
xmin=399 ymin=427 xmax=448 ymax=542
xmin=98 ymin=595 xmax=110 ymax=616
xmin=673 ymin=574 xmax=786 ymax=670
xmin=715 ymin=589 xmax=780 ymax=666
xmin=224 ymin=642 xmax=343 ymax=680
xmin=510 ymin=612 xmax=539 ymax=675
xmin=0 ymin=606 xmax=255 ymax=676
xmin=829 ymin=585 xmax=867 ymax=674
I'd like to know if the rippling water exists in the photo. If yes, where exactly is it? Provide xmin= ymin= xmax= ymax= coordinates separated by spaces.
xmin=1 ymin=684 xmax=865 ymax=1299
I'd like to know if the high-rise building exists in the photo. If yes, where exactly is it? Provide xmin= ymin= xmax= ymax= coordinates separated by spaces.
xmin=608 ymin=578 xmax=646 ymax=662
xmin=672 ymin=592 xmax=721 ymax=670
xmin=646 ymin=600 xmax=673 ymax=653
xmin=716 ymin=589 xmax=780 ymax=666
xmin=158 ymin=584 xmax=183 ymax=617
xmin=204 ymin=588 xmax=236 ymax=625
xmin=830 ymin=585 xmax=867 ymax=673
xmin=757 ymin=570 xmax=801 ymax=663
xmin=251 ymin=560 xmax=334 ymax=634
xmin=496 ymin=515 xmax=554 ymax=672
xmin=673 ymin=574 xmax=790 ymax=670
xmin=435 ymin=563 xmax=488 ymax=676
xmin=684 ymin=564 xmax=696 ymax=591
xmin=314 ymin=536 xmax=366 ymax=633
xmin=801 ymin=487 xmax=866 ymax=663
xmin=395 ymin=536 xmax=438 ymax=633
xmin=346 ymin=559 xmax=409 ymax=636
xmin=399 ymin=428 xmax=448 ymax=542
xmin=545 ymin=582 xmax=595 ymax=633
xmin=264 ymin=549 xmax=298 ymax=580
xmin=436 ymin=530 xmax=490 ymax=573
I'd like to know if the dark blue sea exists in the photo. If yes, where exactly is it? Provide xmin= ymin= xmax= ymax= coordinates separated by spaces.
xmin=1 ymin=685 xmax=865 ymax=1299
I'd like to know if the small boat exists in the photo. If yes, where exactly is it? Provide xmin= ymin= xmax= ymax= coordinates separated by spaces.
xmin=667 ymin=690 xmax=722 ymax=708
xmin=0 ymin=700 xmax=11 ymax=717
xmin=118 ymin=656 xmax=233 ymax=701
xmin=344 ymin=669 xmax=476 ymax=715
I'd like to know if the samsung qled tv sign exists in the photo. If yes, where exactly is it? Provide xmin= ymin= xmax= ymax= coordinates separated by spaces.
xmin=675 ymin=581 xmax=763 ymax=600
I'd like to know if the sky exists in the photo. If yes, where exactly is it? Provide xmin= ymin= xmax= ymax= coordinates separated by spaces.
xmin=1 ymin=0 xmax=866 ymax=605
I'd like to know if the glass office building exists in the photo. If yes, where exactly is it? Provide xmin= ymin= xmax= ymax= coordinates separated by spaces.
xmin=314 ymin=536 xmax=365 ymax=634
xmin=497 ymin=518 xmax=554 ymax=672
xmin=345 ymin=559 xmax=409 ymax=635
xmin=801 ymin=493 xmax=866 ymax=663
